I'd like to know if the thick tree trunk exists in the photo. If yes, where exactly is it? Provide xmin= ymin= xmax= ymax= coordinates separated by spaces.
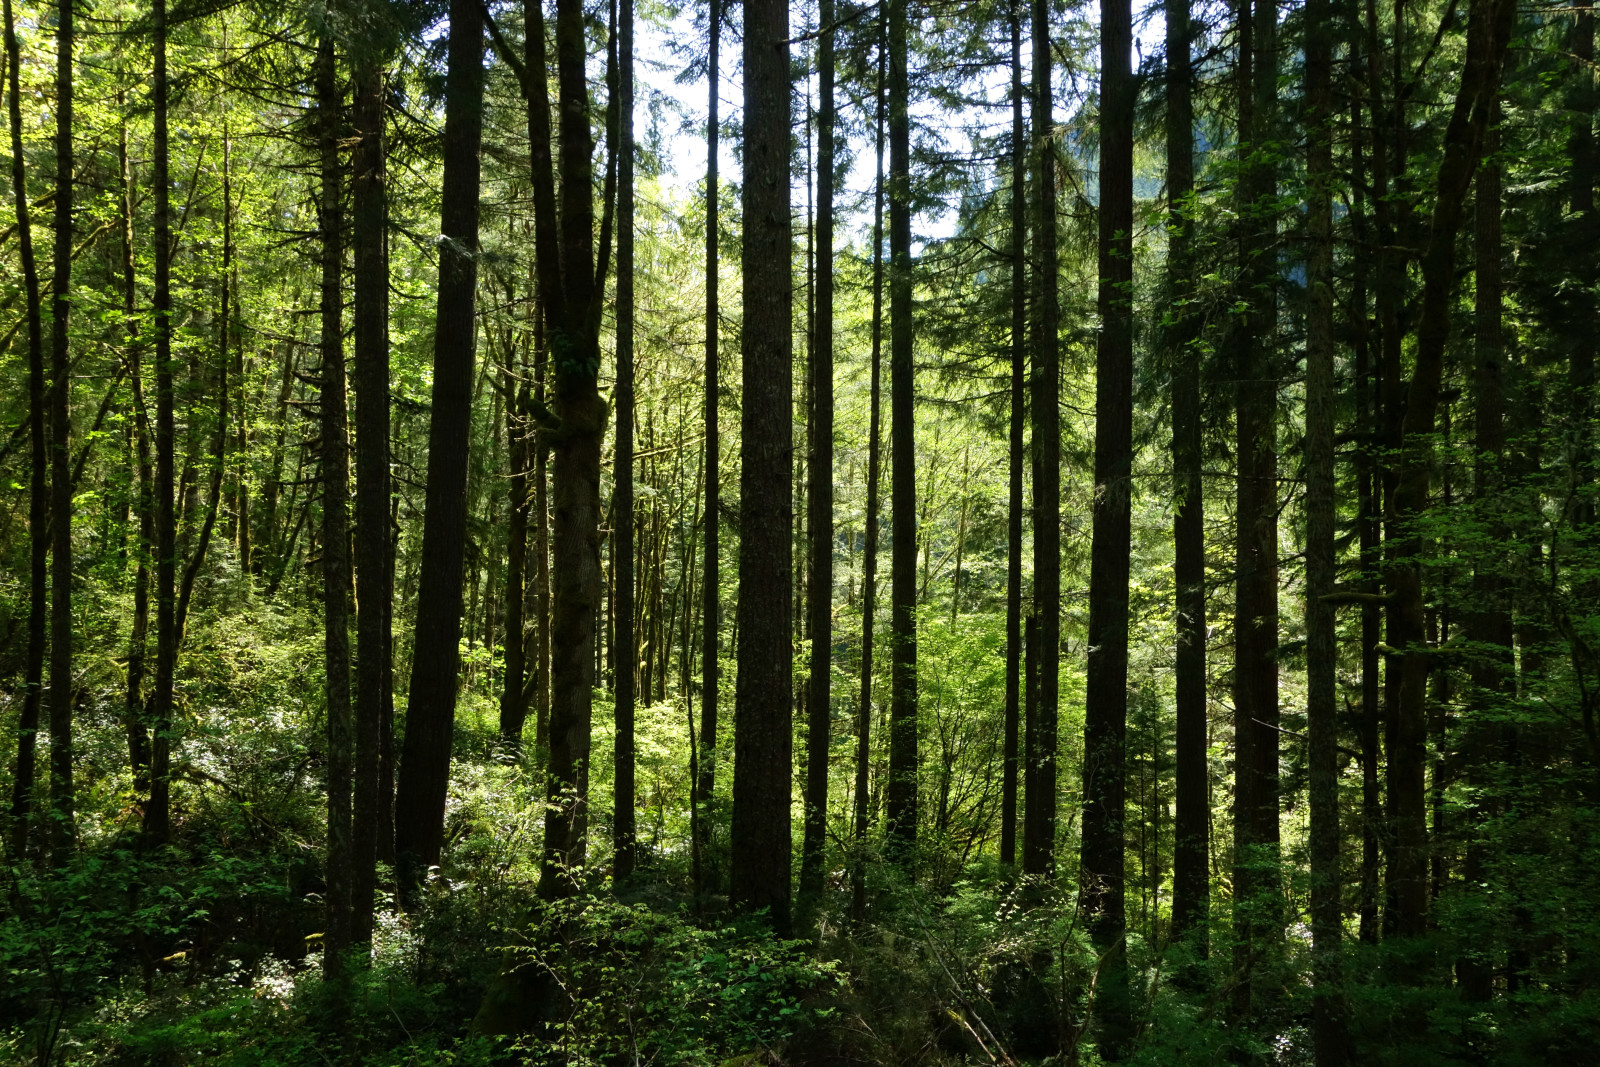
xmin=1023 ymin=0 xmax=1059 ymax=879
xmin=1085 ymin=0 xmax=1133 ymax=1051
xmin=1305 ymin=0 xmax=1349 ymax=1057
xmin=1166 ymin=0 xmax=1207 ymax=954
xmin=4 ymin=0 xmax=45 ymax=859
xmin=1000 ymin=0 xmax=1026 ymax=871
xmin=317 ymin=38 xmax=353 ymax=975
xmin=613 ymin=0 xmax=637 ymax=882
xmin=729 ymin=0 xmax=793 ymax=929
xmin=350 ymin=46 xmax=390 ymax=947
xmin=393 ymin=0 xmax=483 ymax=900
xmin=885 ymin=0 xmax=918 ymax=860
xmin=46 ymin=0 xmax=75 ymax=866
xmin=799 ymin=0 xmax=835 ymax=903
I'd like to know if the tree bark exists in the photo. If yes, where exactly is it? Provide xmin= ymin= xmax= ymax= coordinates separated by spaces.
xmin=46 ymin=0 xmax=75 ymax=866
xmin=729 ymin=0 xmax=793 ymax=929
xmin=1023 ymin=0 xmax=1059 ymax=879
xmin=1166 ymin=0 xmax=1207 ymax=955
xmin=1305 ymin=0 xmax=1349 ymax=1055
xmin=885 ymin=0 xmax=918 ymax=861
xmin=4 ymin=0 xmax=45 ymax=859
xmin=1000 ymin=0 xmax=1026 ymax=871
xmin=393 ymin=0 xmax=483 ymax=900
xmin=1085 ymin=0 xmax=1133 ymax=1050
xmin=696 ymin=0 xmax=721 ymax=900
xmin=613 ymin=0 xmax=637 ymax=882
xmin=800 ymin=0 xmax=836 ymax=903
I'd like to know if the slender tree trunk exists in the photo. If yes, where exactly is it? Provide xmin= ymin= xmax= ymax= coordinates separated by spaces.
xmin=46 ymin=0 xmax=75 ymax=865
xmin=1568 ymin=7 xmax=1596 ymax=513
xmin=999 ymin=0 xmax=1025 ymax=870
xmin=501 ymin=336 xmax=530 ymax=747
xmin=351 ymin=42 xmax=390 ymax=947
xmin=729 ymin=0 xmax=792 ymax=929
xmin=146 ymin=0 xmax=177 ymax=846
xmin=119 ymin=116 xmax=154 ymax=799
xmin=1166 ymin=0 xmax=1207 ymax=954
xmin=852 ymin=44 xmax=887 ymax=921
xmin=4 ymin=0 xmax=45 ymax=859
xmin=885 ymin=0 xmax=918 ymax=861
xmin=393 ymin=0 xmax=483 ymax=899
xmin=1459 ymin=105 xmax=1512 ymax=1003
xmin=1085 ymin=0 xmax=1133 ymax=1050
xmin=613 ymin=0 xmax=637 ymax=881
xmin=696 ymin=0 xmax=721 ymax=899
xmin=316 ymin=38 xmax=354 ymax=975
xmin=1305 ymin=0 xmax=1349 ymax=1055
xmin=1383 ymin=0 xmax=1516 ymax=943
xmin=1023 ymin=0 xmax=1059 ymax=878
xmin=799 ymin=0 xmax=836 ymax=903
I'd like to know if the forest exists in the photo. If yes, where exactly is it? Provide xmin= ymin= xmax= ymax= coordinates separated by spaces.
xmin=0 ymin=0 xmax=1595 ymax=1059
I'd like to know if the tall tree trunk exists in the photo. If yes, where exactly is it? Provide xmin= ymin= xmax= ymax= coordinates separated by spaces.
xmin=1305 ymin=0 xmax=1349 ymax=1055
xmin=46 ymin=0 xmax=75 ymax=865
xmin=613 ymin=0 xmax=637 ymax=882
xmin=350 ymin=43 xmax=390 ymax=948
xmin=729 ymin=0 xmax=793 ymax=930
xmin=393 ymin=0 xmax=483 ymax=900
xmin=1383 ymin=0 xmax=1516 ymax=942
xmin=852 ymin=41 xmax=887 ymax=921
xmin=696 ymin=0 xmax=721 ymax=899
xmin=1568 ymin=6 xmax=1595 ymax=515
xmin=1000 ymin=0 xmax=1025 ymax=870
xmin=119 ymin=115 xmax=154 ymax=799
xmin=317 ymin=38 xmax=354 ymax=975
xmin=4 ymin=0 xmax=45 ymax=859
xmin=1166 ymin=0 xmax=1207 ymax=953
xmin=1023 ymin=0 xmax=1059 ymax=878
xmin=1231 ymin=0 xmax=1280 ymax=1015
xmin=885 ymin=0 xmax=918 ymax=860
xmin=799 ymin=0 xmax=836 ymax=903
xmin=1085 ymin=0 xmax=1133 ymax=1050
xmin=1459 ymin=105 xmax=1512 ymax=1004
xmin=144 ymin=0 xmax=177 ymax=848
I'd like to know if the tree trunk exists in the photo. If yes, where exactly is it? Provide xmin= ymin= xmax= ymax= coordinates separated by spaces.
xmin=696 ymin=0 xmax=722 ymax=900
xmin=1085 ymin=0 xmax=1133 ymax=1050
xmin=1383 ymin=0 xmax=1516 ymax=943
xmin=46 ymin=0 xmax=75 ymax=866
xmin=393 ymin=0 xmax=483 ymax=900
xmin=1231 ymin=0 xmax=1280 ymax=1016
xmin=1000 ymin=0 xmax=1025 ymax=870
xmin=1305 ymin=0 xmax=1349 ymax=1056
xmin=799 ymin=0 xmax=836 ymax=903
xmin=885 ymin=0 xmax=918 ymax=861
xmin=729 ymin=0 xmax=793 ymax=929
xmin=613 ymin=0 xmax=637 ymax=882
xmin=852 ymin=41 xmax=887 ymax=921
xmin=4 ymin=0 xmax=45 ymax=859
xmin=316 ymin=38 xmax=354 ymax=975
xmin=350 ymin=43 xmax=390 ymax=947
xmin=1023 ymin=0 xmax=1059 ymax=879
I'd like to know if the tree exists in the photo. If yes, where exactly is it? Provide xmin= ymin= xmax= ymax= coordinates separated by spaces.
xmin=3 ymin=0 xmax=45 ymax=859
xmin=729 ymin=0 xmax=792 ymax=928
xmin=1084 ymin=0 xmax=1133 ymax=1049
xmin=614 ymin=0 xmax=637 ymax=882
xmin=1023 ymin=0 xmax=1058 ymax=879
xmin=884 ymin=0 xmax=918 ymax=860
xmin=393 ymin=0 xmax=484 ymax=899
xmin=999 ymin=0 xmax=1025 ymax=871
xmin=799 ymin=0 xmax=835 ymax=903
xmin=1165 ymin=0 xmax=1207 ymax=953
